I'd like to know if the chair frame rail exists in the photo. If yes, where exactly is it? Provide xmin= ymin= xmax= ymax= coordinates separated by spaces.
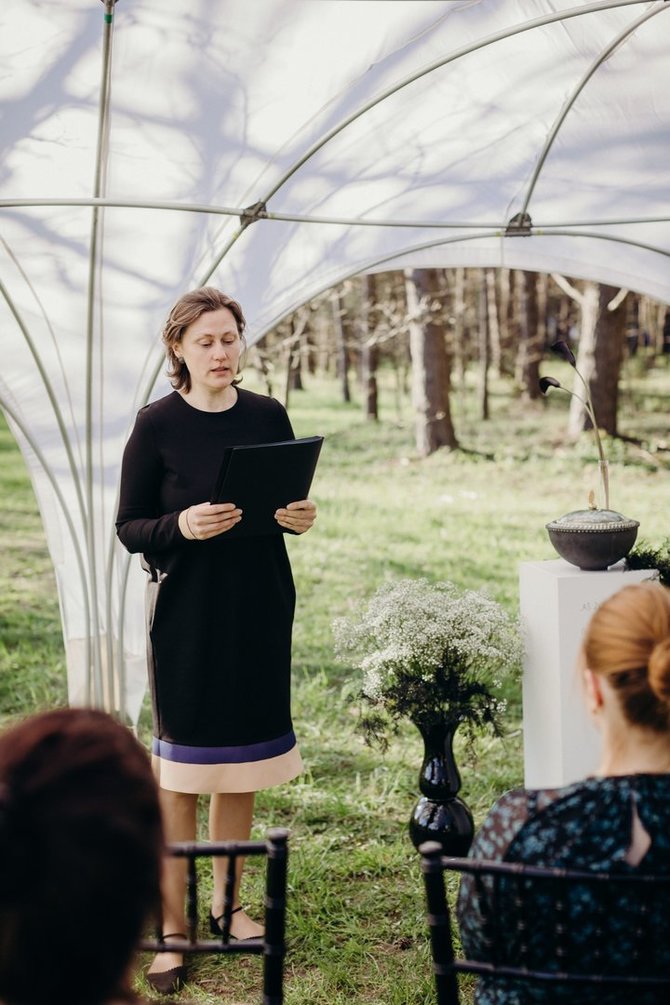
xmin=139 ymin=826 xmax=288 ymax=1005
xmin=420 ymin=839 xmax=670 ymax=1005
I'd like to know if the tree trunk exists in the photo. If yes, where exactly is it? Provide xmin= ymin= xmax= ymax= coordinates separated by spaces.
xmin=568 ymin=281 xmax=600 ymax=438
xmin=288 ymin=319 xmax=304 ymax=392
xmin=497 ymin=268 xmax=515 ymax=377
xmin=283 ymin=336 xmax=298 ymax=410
xmin=656 ymin=301 xmax=669 ymax=355
xmin=557 ymin=290 xmax=572 ymax=342
xmin=478 ymin=276 xmax=490 ymax=420
xmin=404 ymin=268 xmax=458 ymax=455
xmin=254 ymin=348 xmax=274 ymax=397
xmin=486 ymin=268 xmax=502 ymax=378
xmin=332 ymin=294 xmax=351 ymax=403
xmin=284 ymin=310 xmax=309 ymax=408
xmin=305 ymin=325 xmax=317 ymax=374
xmin=589 ymin=285 xmax=627 ymax=436
xmin=451 ymin=267 xmax=467 ymax=386
xmin=515 ymin=270 xmax=541 ymax=399
xmin=536 ymin=272 xmax=548 ymax=351
xmin=362 ymin=274 xmax=379 ymax=421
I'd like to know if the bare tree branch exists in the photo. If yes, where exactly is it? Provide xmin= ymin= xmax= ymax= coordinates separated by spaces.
xmin=551 ymin=272 xmax=583 ymax=303
xmin=607 ymin=287 xmax=628 ymax=312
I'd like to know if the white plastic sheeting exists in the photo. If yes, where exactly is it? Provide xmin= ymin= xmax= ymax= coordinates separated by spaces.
xmin=1 ymin=0 xmax=669 ymax=719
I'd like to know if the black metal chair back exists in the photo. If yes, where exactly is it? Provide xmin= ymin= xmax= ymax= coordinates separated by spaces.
xmin=140 ymin=827 xmax=288 ymax=1005
xmin=420 ymin=839 xmax=670 ymax=1004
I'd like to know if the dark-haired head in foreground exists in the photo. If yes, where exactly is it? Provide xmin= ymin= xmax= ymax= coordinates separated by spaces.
xmin=0 ymin=707 xmax=163 ymax=1005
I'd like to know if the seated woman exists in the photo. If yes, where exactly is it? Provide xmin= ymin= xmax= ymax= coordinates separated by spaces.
xmin=458 ymin=580 xmax=670 ymax=1004
xmin=0 ymin=707 xmax=164 ymax=1005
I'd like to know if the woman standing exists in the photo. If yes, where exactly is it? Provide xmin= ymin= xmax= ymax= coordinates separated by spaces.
xmin=116 ymin=287 xmax=316 ymax=994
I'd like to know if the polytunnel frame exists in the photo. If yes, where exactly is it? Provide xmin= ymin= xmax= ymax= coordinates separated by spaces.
xmin=0 ymin=0 xmax=668 ymax=718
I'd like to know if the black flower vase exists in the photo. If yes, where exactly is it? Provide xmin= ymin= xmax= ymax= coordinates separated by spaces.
xmin=408 ymin=720 xmax=474 ymax=855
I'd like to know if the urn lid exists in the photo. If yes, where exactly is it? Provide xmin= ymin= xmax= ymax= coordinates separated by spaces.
xmin=546 ymin=509 xmax=640 ymax=534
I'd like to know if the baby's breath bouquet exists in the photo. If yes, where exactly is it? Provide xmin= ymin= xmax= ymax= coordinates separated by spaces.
xmin=333 ymin=578 xmax=522 ymax=748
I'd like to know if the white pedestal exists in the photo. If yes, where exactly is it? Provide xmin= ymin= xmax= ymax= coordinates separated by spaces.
xmin=519 ymin=559 xmax=658 ymax=789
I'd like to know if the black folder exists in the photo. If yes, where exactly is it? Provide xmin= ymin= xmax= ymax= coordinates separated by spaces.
xmin=210 ymin=435 xmax=324 ymax=537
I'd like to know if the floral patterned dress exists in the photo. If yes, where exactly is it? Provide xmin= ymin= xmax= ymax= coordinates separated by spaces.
xmin=457 ymin=775 xmax=670 ymax=1005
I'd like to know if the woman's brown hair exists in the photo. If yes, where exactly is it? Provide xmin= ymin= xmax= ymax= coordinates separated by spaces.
xmin=583 ymin=581 xmax=670 ymax=732
xmin=0 ymin=707 xmax=163 ymax=1005
xmin=162 ymin=286 xmax=247 ymax=392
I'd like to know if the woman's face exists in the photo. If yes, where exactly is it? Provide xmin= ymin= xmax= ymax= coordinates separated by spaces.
xmin=177 ymin=307 xmax=243 ymax=395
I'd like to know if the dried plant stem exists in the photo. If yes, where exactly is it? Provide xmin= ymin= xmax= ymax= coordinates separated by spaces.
xmin=598 ymin=458 xmax=610 ymax=511
xmin=574 ymin=370 xmax=610 ymax=510
xmin=554 ymin=383 xmax=610 ymax=510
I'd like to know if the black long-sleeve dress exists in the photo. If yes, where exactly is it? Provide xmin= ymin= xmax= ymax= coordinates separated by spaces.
xmin=116 ymin=388 xmax=303 ymax=793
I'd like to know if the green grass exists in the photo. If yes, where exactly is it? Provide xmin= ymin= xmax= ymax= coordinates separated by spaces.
xmin=0 ymin=422 xmax=67 ymax=715
xmin=1 ymin=356 xmax=669 ymax=1003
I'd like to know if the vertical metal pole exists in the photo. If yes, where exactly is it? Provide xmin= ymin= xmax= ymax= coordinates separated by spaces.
xmin=221 ymin=852 xmax=237 ymax=942
xmin=186 ymin=851 xmax=198 ymax=941
xmin=420 ymin=841 xmax=460 ymax=1005
xmin=263 ymin=828 xmax=289 ymax=1005
xmin=85 ymin=0 xmax=117 ymax=706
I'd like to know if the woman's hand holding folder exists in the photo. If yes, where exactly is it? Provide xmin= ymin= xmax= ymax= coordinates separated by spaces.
xmin=274 ymin=499 xmax=317 ymax=535
xmin=179 ymin=496 xmax=316 ymax=540
xmin=178 ymin=501 xmax=243 ymax=541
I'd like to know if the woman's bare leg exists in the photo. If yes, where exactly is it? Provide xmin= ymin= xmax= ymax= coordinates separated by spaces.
xmin=209 ymin=791 xmax=263 ymax=939
xmin=148 ymin=789 xmax=198 ymax=977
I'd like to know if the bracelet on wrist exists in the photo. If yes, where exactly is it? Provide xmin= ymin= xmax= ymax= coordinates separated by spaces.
xmin=185 ymin=508 xmax=197 ymax=539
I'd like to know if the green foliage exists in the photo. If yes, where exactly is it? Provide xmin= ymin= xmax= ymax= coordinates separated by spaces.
xmin=626 ymin=539 xmax=670 ymax=587
xmin=1 ymin=360 xmax=669 ymax=1004
xmin=333 ymin=578 xmax=521 ymax=746
xmin=0 ymin=419 xmax=66 ymax=726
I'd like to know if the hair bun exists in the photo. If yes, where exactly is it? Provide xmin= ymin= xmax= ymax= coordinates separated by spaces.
xmin=648 ymin=637 xmax=670 ymax=702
